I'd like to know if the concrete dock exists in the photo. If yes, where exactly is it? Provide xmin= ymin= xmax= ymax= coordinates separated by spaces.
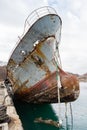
xmin=0 ymin=81 xmax=23 ymax=130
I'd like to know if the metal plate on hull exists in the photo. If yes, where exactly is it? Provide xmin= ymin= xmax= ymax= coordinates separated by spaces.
xmin=7 ymin=9 xmax=62 ymax=91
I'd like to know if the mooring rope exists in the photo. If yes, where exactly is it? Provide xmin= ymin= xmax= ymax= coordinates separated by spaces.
xmin=53 ymin=41 xmax=62 ymax=127
xmin=0 ymin=104 xmax=11 ymax=124
xmin=70 ymin=102 xmax=73 ymax=130
xmin=65 ymin=103 xmax=73 ymax=130
xmin=54 ymin=40 xmax=74 ymax=129
xmin=65 ymin=103 xmax=68 ymax=129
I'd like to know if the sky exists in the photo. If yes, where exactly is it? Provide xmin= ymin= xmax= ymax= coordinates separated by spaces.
xmin=0 ymin=0 xmax=87 ymax=74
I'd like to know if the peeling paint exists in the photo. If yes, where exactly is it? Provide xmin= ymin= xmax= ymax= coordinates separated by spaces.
xmin=6 ymin=7 xmax=80 ymax=103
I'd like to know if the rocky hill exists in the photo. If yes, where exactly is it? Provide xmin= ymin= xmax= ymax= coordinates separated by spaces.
xmin=67 ymin=72 xmax=87 ymax=82
xmin=78 ymin=73 xmax=87 ymax=82
xmin=0 ymin=61 xmax=7 ymax=66
xmin=0 ymin=66 xmax=7 ymax=81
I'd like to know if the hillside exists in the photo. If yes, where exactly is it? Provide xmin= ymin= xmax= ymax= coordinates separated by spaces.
xmin=0 ymin=66 xmax=7 ymax=81
xmin=0 ymin=61 xmax=7 ymax=66
xmin=78 ymin=73 xmax=87 ymax=82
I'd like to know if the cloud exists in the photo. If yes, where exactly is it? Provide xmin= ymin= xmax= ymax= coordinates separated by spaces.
xmin=0 ymin=0 xmax=48 ymax=61
xmin=48 ymin=0 xmax=87 ymax=74
xmin=0 ymin=0 xmax=87 ymax=74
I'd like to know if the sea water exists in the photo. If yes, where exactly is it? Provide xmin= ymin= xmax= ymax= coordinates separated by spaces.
xmin=14 ymin=82 xmax=87 ymax=130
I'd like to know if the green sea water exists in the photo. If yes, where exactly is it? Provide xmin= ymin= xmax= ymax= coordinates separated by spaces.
xmin=14 ymin=83 xmax=87 ymax=130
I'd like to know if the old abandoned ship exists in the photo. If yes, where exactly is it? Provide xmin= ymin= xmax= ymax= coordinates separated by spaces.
xmin=5 ymin=6 xmax=80 ymax=104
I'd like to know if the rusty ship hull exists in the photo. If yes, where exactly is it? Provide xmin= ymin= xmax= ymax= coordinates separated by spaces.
xmin=6 ymin=7 xmax=80 ymax=103
xmin=13 ymin=71 xmax=79 ymax=103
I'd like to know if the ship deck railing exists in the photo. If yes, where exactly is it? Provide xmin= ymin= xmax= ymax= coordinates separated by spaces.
xmin=22 ymin=6 xmax=58 ymax=36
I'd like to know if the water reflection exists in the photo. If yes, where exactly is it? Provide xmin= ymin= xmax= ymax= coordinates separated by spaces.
xmin=13 ymin=83 xmax=87 ymax=130
xmin=14 ymin=100 xmax=60 ymax=130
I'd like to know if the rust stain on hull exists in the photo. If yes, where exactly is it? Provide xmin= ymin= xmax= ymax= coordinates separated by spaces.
xmin=13 ymin=71 xmax=79 ymax=103
xmin=6 ymin=7 xmax=80 ymax=104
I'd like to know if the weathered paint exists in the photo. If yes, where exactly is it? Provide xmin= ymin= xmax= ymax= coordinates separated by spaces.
xmin=13 ymin=71 xmax=79 ymax=103
xmin=6 ymin=6 xmax=80 ymax=103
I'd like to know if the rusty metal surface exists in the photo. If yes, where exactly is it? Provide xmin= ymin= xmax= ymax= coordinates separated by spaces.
xmin=7 ymin=7 xmax=79 ymax=103
xmin=13 ymin=71 xmax=79 ymax=103
xmin=7 ymin=11 xmax=62 ymax=92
